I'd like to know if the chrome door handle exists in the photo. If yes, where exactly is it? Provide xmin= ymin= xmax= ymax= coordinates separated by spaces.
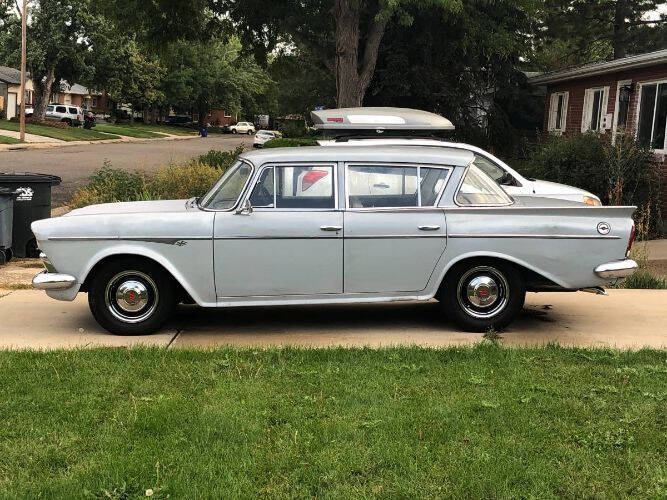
xmin=418 ymin=225 xmax=441 ymax=231
xmin=320 ymin=225 xmax=342 ymax=231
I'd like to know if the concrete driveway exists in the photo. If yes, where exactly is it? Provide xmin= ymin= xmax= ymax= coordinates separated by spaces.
xmin=0 ymin=134 xmax=253 ymax=206
xmin=0 ymin=289 xmax=665 ymax=350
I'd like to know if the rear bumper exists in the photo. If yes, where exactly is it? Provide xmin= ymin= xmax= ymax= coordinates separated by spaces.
xmin=32 ymin=272 xmax=77 ymax=290
xmin=594 ymin=259 xmax=638 ymax=279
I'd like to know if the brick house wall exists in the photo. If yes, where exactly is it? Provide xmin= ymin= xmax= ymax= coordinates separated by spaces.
xmin=542 ymin=63 xmax=667 ymax=217
xmin=204 ymin=109 xmax=236 ymax=127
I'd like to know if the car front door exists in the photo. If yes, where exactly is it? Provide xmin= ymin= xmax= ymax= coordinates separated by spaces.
xmin=214 ymin=163 xmax=343 ymax=298
xmin=344 ymin=163 xmax=451 ymax=293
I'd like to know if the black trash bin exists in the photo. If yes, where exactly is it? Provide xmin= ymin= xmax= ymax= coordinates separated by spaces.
xmin=0 ymin=173 xmax=61 ymax=258
xmin=0 ymin=187 xmax=18 ymax=264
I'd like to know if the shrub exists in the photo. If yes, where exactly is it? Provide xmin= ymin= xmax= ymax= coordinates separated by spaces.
xmin=194 ymin=146 xmax=245 ymax=169
xmin=263 ymin=137 xmax=318 ymax=148
xmin=519 ymin=133 xmax=663 ymax=237
xmin=279 ymin=120 xmax=308 ymax=138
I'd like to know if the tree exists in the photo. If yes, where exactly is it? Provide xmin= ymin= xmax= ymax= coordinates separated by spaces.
xmin=161 ymin=38 xmax=267 ymax=127
xmin=530 ymin=0 xmax=667 ymax=69
xmin=220 ymin=0 xmax=461 ymax=107
xmin=0 ymin=0 xmax=92 ymax=119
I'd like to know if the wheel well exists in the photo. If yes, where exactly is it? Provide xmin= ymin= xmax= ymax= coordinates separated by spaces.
xmin=80 ymin=254 xmax=191 ymax=300
xmin=438 ymin=256 xmax=562 ymax=294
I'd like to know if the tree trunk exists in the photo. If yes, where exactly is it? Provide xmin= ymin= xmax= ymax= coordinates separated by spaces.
xmin=32 ymin=66 xmax=56 ymax=120
xmin=613 ymin=0 xmax=628 ymax=59
xmin=334 ymin=0 xmax=389 ymax=108
xmin=198 ymin=107 xmax=207 ymax=129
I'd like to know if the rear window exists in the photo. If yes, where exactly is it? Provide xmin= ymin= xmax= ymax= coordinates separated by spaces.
xmin=456 ymin=164 xmax=513 ymax=206
xmin=47 ymin=106 xmax=54 ymax=112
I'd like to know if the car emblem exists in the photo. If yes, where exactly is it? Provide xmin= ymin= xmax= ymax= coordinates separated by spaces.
xmin=174 ymin=240 xmax=187 ymax=247
xmin=597 ymin=222 xmax=611 ymax=235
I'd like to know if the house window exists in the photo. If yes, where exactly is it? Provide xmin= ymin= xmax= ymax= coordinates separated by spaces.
xmin=582 ymin=87 xmax=609 ymax=133
xmin=617 ymin=84 xmax=631 ymax=128
xmin=637 ymin=81 xmax=667 ymax=150
xmin=92 ymin=97 xmax=98 ymax=108
xmin=224 ymin=110 xmax=231 ymax=118
xmin=548 ymin=92 xmax=568 ymax=133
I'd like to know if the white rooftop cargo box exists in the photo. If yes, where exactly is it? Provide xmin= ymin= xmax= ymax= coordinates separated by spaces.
xmin=311 ymin=107 xmax=455 ymax=131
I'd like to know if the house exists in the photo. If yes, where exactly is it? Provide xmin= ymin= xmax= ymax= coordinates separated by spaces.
xmin=528 ymin=48 xmax=667 ymax=213
xmin=52 ymin=82 xmax=109 ymax=113
xmin=199 ymin=109 xmax=237 ymax=127
xmin=0 ymin=65 xmax=33 ymax=120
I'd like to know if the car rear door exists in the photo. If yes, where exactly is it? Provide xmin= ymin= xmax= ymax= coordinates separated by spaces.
xmin=214 ymin=163 xmax=343 ymax=297
xmin=343 ymin=163 xmax=451 ymax=293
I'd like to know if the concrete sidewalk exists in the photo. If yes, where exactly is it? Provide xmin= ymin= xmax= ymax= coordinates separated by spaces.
xmin=0 ymin=129 xmax=63 ymax=143
xmin=0 ymin=289 xmax=665 ymax=350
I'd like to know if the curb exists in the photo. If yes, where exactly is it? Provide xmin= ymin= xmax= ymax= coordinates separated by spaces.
xmin=0 ymin=133 xmax=200 ymax=152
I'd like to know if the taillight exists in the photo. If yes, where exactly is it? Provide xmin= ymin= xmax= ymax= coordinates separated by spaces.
xmin=626 ymin=224 xmax=635 ymax=257
xmin=327 ymin=117 xmax=344 ymax=123
xmin=302 ymin=170 xmax=328 ymax=191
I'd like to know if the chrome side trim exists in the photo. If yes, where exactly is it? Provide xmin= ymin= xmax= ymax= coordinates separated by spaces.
xmin=48 ymin=236 xmax=211 ymax=243
xmin=214 ymin=236 xmax=340 ymax=240
xmin=346 ymin=235 xmax=445 ymax=239
xmin=448 ymin=233 xmax=621 ymax=240
xmin=580 ymin=287 xmax=608 ymax=295
xmin=594 ymin=259 xmax=638 ymax=278
xmin=32 ymin=272 xmax=77 ymax=290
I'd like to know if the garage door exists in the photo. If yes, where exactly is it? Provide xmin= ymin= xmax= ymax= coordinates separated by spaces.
xmin=7 ymin=93 xmax=17 ymax=120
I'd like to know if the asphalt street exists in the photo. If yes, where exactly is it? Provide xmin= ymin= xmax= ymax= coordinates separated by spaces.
xmin=0 ymin=135 xmax=253 ymax=206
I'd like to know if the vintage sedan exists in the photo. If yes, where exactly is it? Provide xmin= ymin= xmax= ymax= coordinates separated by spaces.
xmin=31 ymin=146 xmax=638 ymax=335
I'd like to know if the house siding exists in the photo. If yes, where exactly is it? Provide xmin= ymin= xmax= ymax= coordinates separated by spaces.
xmin=543 ymin=63 xmax=667 ymax=218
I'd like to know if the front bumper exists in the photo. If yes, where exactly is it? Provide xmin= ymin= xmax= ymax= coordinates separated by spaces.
xmin=594 ymin=259 xmax=638 ymax=279
xmin=32 ymin=272 xmax=77 ymax=290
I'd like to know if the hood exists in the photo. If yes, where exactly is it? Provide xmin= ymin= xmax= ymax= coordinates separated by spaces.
xmin=532 ymin=179 xmax=597 ymax=199
xmin=65 ymin=199 xmax=190 ymax=216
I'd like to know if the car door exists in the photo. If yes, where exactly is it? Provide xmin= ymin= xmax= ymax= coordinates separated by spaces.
xmin=344 ymin=163 xmax=451 ymax=293
xmin=214 ymin=163 xmax=343 ymax=297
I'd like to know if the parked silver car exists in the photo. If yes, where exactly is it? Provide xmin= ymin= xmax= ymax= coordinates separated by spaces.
xmin=31 ymin=146 xmax=637 ymax=335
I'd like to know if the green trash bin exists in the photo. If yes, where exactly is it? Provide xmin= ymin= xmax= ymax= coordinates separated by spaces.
xmin=0 ymin=173 xmax=61 ymax=258
xmin=0 ymin=187 xmax=18 ymax=264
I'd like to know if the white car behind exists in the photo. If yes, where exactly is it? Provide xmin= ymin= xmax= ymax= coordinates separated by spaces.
xmin=253 ymin=130 xmax=282 ymax=148
xmin=45 ymin=104 xmax=83 ymax=126
xmin=228 ymin=121 xmax=256 ymax=135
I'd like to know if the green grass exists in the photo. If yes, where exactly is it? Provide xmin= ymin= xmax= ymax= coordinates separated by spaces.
xmin=0 ymin=121 xmax=119 ymax=142
xmin=0 ymin=134 xmax=23 ymax=144
xmin=1 ymin=346 xmax=665 ymax=498
xmin=95 ymin=124 xmax=168 ymax=139
xmin=98 ymin=123 xmax=197 ymax=137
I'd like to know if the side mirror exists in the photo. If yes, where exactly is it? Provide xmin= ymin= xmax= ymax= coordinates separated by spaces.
xmin=235 ymin=198 xmax=253 ymax=215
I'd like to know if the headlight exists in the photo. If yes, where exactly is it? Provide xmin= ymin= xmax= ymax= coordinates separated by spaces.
xmin=583 ymin=196 xmax=601 ymax=206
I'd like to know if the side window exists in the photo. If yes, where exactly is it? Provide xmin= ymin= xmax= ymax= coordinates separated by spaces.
xmin=253 ymin=165 xmax=335 ymax=209
xmin=56 ymin=106 xmax=66 ymax=113
xmin=68 ymin=107 xmax=78 ymax=114
xmin=347 ymin=165 xmax=450 ymax=208
xmin=473 ymin=154 xmax=518 ymax=187
xmin=47 ymin=106 xmax=54 ymax=112
xmin=249 ymin=167 xmax=275 ymax=207
xmin=456 ymin=164 xmax=513 ymax=206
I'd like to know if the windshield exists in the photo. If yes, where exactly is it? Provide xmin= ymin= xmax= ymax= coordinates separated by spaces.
xmin=456 ymin=164 xmax=513 ymax=206
xmin=200 ymin=161 xmax=252 ymax=210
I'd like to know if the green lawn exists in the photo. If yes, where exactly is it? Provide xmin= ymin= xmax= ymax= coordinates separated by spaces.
xmin=96 ymin=123 xmax=197 ymax=138
xmin=0 ymin=121 xmax=119 ymax=142
xmin=0 ymin=346 xmax=665 ymax=498
xmin=0 ymin=135 xmax=22 ymax=144
xmin=95 ymin=124 xmax=168 ymax=139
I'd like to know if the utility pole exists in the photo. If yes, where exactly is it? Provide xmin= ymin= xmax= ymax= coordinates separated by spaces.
xmin=19 ymin=0 xmax=27 ymax=142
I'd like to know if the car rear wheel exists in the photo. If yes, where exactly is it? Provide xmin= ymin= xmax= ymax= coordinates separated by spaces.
xmin=88 ymin=258 xmax=176 ymax=335
xmin=247 ymin=130 xmax=253 ymax=135
xmin=440 ymin=260 xmax=525 ymax=332
xmin=62 ymin=118 xmax=72 ymax=126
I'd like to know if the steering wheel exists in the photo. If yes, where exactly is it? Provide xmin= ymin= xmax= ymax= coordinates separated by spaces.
xmin=252 ymin=185 xmax=273 ymax=206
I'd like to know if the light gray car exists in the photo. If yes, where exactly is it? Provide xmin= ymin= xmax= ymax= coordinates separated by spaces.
xmin=31 ymin=145 xmax=637 ymax=335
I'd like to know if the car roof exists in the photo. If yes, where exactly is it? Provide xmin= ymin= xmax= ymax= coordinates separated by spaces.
xmin=311 ymin=107 xmax=455 ymax=131
xmin=240 ymin=145 xmax=474 ymax=167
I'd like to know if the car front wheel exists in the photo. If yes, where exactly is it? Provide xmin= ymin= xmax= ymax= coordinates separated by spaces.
xmin=440 ymin=260 xmax=525 ymax=332
xmin=232 ymin=129 xmax=238 ymax=134
xmin=88 ymin=258 xmax=176 ymax=335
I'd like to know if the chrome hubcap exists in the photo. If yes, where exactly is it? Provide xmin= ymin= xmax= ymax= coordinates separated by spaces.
xmin=105 ymin=271 xmax=158 ymax=324
xmin=467 ymin=276 xmax=499 ymax=308
xmin=457 ymin=266 xmax=509 ymax=319
xmin=115 ymin=280 xmax=149 ymax=313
